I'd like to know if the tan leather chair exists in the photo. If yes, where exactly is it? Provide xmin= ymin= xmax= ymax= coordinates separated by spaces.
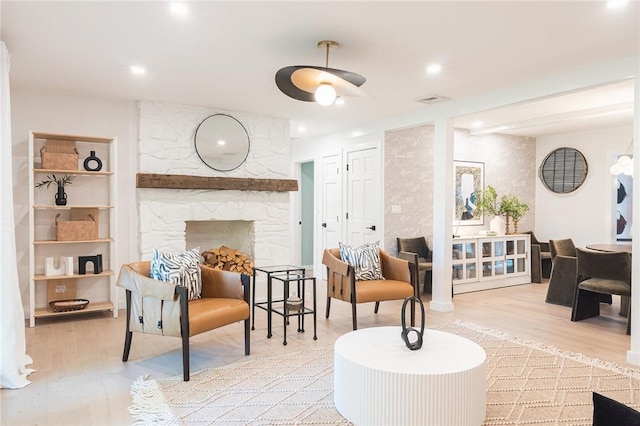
xmin=322 ymin=247 xmax=417 ymax=330
xmin=117 ymin=261 xmax=250 ymax=381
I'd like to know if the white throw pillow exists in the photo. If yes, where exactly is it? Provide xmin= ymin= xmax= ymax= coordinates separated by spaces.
xmin=150 ymin=247 xmax=202 ymax=301
xmin=339 ymin=241 xmax=384 ymax=281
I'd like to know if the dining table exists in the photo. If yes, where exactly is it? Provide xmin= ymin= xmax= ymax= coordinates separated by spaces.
xmin=585 ymin=242 xmax=632 ymax=317
xmin=586 ymin=242 xmax=632 ymax=253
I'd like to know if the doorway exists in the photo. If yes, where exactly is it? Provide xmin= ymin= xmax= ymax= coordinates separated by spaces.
xmin=300 ymin=161 xmax=314 ymax=267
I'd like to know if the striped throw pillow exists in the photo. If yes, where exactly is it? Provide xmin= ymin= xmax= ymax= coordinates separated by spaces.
xmin=150 ymin=247 xmax=202 ymax=300
xmin=339 ymin=241 xmax=384 ymax=281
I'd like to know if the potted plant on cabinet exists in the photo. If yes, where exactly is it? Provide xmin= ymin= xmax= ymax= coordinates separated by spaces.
xmin=501 ymin=195 xmax=529 ymax=234
xmin=476 ymin=185 xmax=506 ymax=235
xmin=35 ymin=174 xmax=74 ymax=206
xmin=477 ymin=185 xmax=529 ymax=235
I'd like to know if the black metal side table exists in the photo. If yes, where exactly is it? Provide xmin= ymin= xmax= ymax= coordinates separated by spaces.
xmin=269 ymin=272 xmax=317 ymax=345
xmin=252 ymin=265 xmax=305 ymax=337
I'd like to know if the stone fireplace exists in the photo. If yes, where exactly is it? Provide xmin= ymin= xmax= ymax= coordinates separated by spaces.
xmin=136 ymin=102 xmax=294 ymax=298
xmin=185 ymin=220 xmax=254 ymax=260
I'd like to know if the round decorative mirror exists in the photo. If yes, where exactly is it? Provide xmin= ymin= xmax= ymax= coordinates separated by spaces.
xmin=194 ymin=114 xmax=250 ymax=172
xmin=539 ymin=147 xmax=588 ymax=193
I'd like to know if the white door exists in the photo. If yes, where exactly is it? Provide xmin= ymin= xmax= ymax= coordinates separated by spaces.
xmin=321 ymin=154 xmax=341 ymax=256
xmin=346 ymin=148 xmax=380 ymax=246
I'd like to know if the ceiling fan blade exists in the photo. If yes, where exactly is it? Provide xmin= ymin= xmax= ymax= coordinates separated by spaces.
xmin=275 ymin=65 xmax=367 ymax=102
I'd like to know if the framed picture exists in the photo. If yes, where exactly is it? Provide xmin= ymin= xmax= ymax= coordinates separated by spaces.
xmin=454 ymin=161 xmax=484 ymax=226
xmin=616 ymin=173 xmax=632 ymax=241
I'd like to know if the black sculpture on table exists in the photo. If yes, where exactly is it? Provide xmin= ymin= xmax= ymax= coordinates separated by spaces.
xmin=401 ymin=296 xmax=425 ymax=351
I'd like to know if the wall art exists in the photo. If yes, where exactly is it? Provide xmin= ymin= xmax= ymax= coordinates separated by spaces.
xmin=454 ymin=160 xmax=484 ymax=226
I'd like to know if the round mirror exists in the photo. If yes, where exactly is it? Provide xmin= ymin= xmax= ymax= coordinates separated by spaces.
xmin=539 ymin=147 xmax=588 ymax=193
xmin=194 ymin=114 xmax=250 ymax=172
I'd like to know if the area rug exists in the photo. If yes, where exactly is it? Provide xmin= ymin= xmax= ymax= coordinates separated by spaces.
xmin=129 ymin=321 xmax=640 ymax=425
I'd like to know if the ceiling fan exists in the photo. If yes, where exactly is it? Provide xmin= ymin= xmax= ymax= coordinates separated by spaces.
xmin=275 ymin=40 xmax=367 ymax=106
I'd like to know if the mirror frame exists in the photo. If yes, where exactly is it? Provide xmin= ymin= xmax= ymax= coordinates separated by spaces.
xmin=194 ymin=113 xmax=250 ymax=172
xmin=538 ymin=147 xmax=588 ymax=194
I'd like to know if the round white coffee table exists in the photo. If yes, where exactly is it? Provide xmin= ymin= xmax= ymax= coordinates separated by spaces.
xmin=334 ymin=326 xmax=486 ymax=426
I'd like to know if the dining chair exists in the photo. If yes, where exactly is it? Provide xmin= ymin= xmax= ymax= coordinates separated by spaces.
xmin=523 ymin=231 xmax=551 ymax=283
xmin=571 ymin=248 xmax=631 ymax=335
xmin=397 ymin=237 xmax=433 ymax=293
xmin=545 ymin=239 xmax=578 ymax=307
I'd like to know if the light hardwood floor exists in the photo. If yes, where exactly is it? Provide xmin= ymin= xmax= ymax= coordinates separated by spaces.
xmin=1 ymin=279 xmax=633 ymax=425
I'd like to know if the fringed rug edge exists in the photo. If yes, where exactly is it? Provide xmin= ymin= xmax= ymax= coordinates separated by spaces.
xmin=452 ymin=319 xmax=640 ymax=380
xmin=129 ymin=374 xmax=178 ymax=426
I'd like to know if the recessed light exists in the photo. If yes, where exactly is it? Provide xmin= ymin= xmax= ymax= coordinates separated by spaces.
xmin=607 ymin=0 xmax=628 ymax=9
xmin=169 ymin=2 xmax=189 ymax=16
xmin=130 ymin=65 xmax=146 ymax=76
xmin=335 ymin=98 xmax=345 ymax=106
xmin=426 ymin=64 xmax=442 ymax=75
xmin=217 ymin=139 xmax=226 ymax=146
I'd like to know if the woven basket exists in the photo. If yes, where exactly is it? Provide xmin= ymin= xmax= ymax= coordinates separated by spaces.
xmin=49 ymin=299 xmax=89 ymax=312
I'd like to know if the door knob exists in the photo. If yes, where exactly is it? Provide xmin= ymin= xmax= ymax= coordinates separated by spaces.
xmin=366 ymin=225 xmax=376 ymax=231
xmin=321 ymin=223 xmax=327 ymax=228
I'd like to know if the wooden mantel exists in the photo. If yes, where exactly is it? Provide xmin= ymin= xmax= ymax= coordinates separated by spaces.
xmin=136 ymin=173 xmax=298 ymax=192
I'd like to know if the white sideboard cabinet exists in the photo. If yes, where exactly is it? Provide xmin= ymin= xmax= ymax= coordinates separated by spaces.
xmin=452 ymin=234 xmax=530 ymax=294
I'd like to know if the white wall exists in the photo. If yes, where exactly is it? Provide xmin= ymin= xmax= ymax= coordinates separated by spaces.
xmin=11 ymin=91 xmax=137 ymax=316
xmin=535 ymin=125 xmax=633 ymax=247
xmin=291 ymin=132 xmax=384 ymax=277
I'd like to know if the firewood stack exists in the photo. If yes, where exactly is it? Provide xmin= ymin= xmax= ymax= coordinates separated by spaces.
xmin=201 ymin=246 xmax=254 ymax=275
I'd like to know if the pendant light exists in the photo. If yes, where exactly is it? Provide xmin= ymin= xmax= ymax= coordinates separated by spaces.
xmin=275 ymin=40 xmax=367 ymax=106
xmin=610 ymin=140 xmax=634 ymax=176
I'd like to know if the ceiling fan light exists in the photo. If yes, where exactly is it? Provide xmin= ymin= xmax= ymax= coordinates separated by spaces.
xmin=315 ymin=83 xmax=336 ymax=106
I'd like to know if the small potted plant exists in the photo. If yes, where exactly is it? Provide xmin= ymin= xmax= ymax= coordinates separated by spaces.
xmin=476 ymin=185 xmax=506 ymax=235
xmin=501 ymin=195 xmax=529 ymax=234
xmin=476 ymin=185 xmax=503 ymax=216
xmin=35 ymin=174 xmax=74 ymax=206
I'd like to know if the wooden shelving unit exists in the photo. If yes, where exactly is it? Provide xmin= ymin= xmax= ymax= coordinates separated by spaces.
xmin=28 ymin=131 xmax=118 ymax=327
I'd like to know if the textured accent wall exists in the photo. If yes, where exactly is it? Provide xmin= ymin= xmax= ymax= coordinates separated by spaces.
xmin=384 ymin=124 xmax=434 ymax=254
xmin=137 ymin=101 xmax=291 ymax=269
xmin=384 ymin=125 xmax=536 ymax=254
xmin=454 ymin=129 xmax=536 ymax=236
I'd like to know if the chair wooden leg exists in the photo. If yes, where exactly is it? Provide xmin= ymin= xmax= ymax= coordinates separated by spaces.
xmin=374 ymin=301 xmax=380 ymax=314
xmin=122 ymin=331 xmax=133 ymax=362
xmin=244 ymin=317 xmax=250 ymax=355
xmin=325 ymin=296 xmax=331 ymax=319
xmin=352 ymin=301 xmax=358 ymax=330
xmin=178 ymin=286 xmax=190 ymax=382
xmin=122 ymin=289 xmax=132 ymax=362
xmin=182 ymin=332 xmax=189 ymax=382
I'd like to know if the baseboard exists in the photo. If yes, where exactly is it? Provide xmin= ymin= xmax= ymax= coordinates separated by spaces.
xmin=429 ymin=300 xmax=454 ymax=312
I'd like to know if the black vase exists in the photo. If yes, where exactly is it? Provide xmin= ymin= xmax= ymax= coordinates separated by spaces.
xmin=83 ymin=150 xmax=103 ymax=172
xmin=55 ymin=183 xmax=67 ymax=206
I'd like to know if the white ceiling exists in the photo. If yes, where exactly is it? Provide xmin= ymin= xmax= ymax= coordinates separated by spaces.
xmin=1 ymin=1 xmax=638 ymax=139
